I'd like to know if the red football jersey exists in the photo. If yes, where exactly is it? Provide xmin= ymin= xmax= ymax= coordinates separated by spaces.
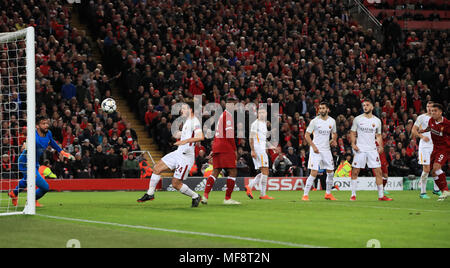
xmin=212 ymin=110 xmax=236 ymax=153
xmin=428 ymin=116 xmax=450 ymax=151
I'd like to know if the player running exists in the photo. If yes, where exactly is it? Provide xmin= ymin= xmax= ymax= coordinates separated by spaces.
xmin=302 ymin=102 xmax=338 ymax=201
xmin=202 ymin=97 xmax=240 ymax=205
xmin=412 ymin=101 xmax=442 ymax=199
xmin=137 ymin=102 xmax=204 ymax=207
xmin=419 ymin=103 xmax=450 ymax=201
xmin=8 ymin=116 xmax=74 ymax=207
xmin=350 ymin=99 xmax=393 ymax=201
xmin=245 ymin=107 xmax=274 ymax=200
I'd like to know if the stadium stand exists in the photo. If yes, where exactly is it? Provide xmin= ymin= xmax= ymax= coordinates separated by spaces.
xmin=0 ymin=0 xmax=145 ymax=179
xmin=78 ymin=0 xmax=449 ymax=177
xmin=0 ymin=0 xmax=448 ymax=180
xmin=363 ymin=0 xmax=450 ymax=30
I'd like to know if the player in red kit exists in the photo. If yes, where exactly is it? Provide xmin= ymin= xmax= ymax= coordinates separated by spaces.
xmin=202 ymin=97 xmax=240 ymax=205
xmin=420 ymin=103 xmax=450 ymax=201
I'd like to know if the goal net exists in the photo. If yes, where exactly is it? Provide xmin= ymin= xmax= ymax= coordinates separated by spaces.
xmin=0 ymin=27 xmax=36 ymax=216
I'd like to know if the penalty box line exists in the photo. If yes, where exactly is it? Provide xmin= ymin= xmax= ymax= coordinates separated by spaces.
xmin=37 ymin=214 xmax=327 ymax=248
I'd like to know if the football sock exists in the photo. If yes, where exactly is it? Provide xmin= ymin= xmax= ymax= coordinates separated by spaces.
xmin=326 ymin=172 xmax=334 ymax=194
xmin=420 ymin=171 xmax=429 ymax=194
xmin=13 ymin=178 xmax=27 ymax=196
xmin=435 ymin=170 xmax=449 ymax=192
xmin=225 ymin=177 xmax=236 ymax=200
xmin=304 ymin=175 xmax=315 ymax=196
xmin=147 ymin=174 xmax=161 ymax=195
xmin=180 ymin=184 xmax=199 ymax=199
xmin=351 ymin=179 xmax=358 ymax=197
xmin=204 ymin=175 xmax=216 ymax=197
xmin=249 ymin=173 xmax=262 ymax=189
xmin=383 ymin=177 xmax=388 ymax=189
xmin=260 ymin=174 xmax=268 ymax=196
xmin=377 ymin=184 xmax=384 ymax=198
xmin=433 ymin=179 xmax=440 ymax=192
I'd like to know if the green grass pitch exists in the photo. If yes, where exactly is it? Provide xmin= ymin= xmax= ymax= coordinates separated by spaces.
xmin=0 ymin=190 xmax=449 ymax=248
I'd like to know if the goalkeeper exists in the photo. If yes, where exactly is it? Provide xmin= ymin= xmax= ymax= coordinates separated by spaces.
xmin=9 ymin=116 xmax=74 ymax=207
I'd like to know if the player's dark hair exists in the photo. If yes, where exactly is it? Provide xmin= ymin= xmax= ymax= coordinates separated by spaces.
xmin=184 ymin=101 xmax=195 ymax=111
xmin=319 ymin=101 xmax=329 ymax=108
xmin=36 ymin=116 xmax=49 ymax=124
xmin=427 ymin=101 xmax=434 ymax=105
xmin=433 ymin=103 xmax=444 ymax=112
xmin=363 ymin=98 xmax=373 ymax=105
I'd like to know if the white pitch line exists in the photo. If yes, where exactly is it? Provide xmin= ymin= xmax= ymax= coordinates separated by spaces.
xmin=37 ymin=214 xmax=326 ymax=248
xmin=319 ymin=202 xmax=450 ymax=214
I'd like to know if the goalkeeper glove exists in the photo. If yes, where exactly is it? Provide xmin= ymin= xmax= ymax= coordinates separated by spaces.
xmin=60 ymin=151 xmax=75 ymax=161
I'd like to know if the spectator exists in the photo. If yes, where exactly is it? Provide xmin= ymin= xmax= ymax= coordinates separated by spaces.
xmin=286 ymin=147 xmax=301 ymax=176
xmin=391 ymin=152 xmax=410 ymax=177
xmin=61 ymin=76 xmax=77 ymax=101
xmin=91 ymin=145 xmax=108 ymax=178
xmin=272 ymin=153 xmax=293 ymax=177
xmin=122 ymin=153 xmax=139 ymax=178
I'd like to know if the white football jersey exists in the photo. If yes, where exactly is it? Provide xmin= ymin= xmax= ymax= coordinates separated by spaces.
xmin=250 ymin=119 xmax=268 ymax=152
xmin=351 ymin=114 xmax=382 ymax=152
xmin=414 ymin=114 xmax=433 ymax=149
xmin=177 ymin=116 xmax=202 ymax=156
xmin=306 ymin=116 xmax=337 ymax=152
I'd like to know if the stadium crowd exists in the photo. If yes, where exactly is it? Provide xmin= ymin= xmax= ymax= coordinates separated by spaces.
xmin=81 ymin=0 xmax=449 ymax=178
xmin=0 ymin=0 xmax=144 ymax=179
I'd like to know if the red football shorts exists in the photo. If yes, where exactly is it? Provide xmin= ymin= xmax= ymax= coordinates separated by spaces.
xmin=430 ymin=149 xmax=449 ymax=166
xmin=212 ymin=152 xmax=237 ymax=169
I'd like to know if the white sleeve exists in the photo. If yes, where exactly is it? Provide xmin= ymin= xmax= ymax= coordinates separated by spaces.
xmin=306 ymin=118 xmax=315 ymax=134
xmin=413 ymin=115 xmax=422 ymax=128
xmin=250 ymin=121 xmax=257 ymax=134
xmin=332 ymin=119 xmax=337 ymax=133
xmin=351 ymin=116 xmax=359 ymax=132
xmin=376 ymin=118 xmax=382 ymax=134
xmin=250 ymin=121 xmax=258 ymax=139
xmin=193 ymin=118 xmax=202 ymax=135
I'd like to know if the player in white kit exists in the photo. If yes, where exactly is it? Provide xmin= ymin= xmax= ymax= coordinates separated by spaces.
xmin=246 ymin=107 xmax=274 ymax=200
xmin=137 ymin=102 xmax=204 ymax=207
xmin=412 ymin=101 xmax=442 ymax=199
xmin=303 ymin=102 xmax=338 ymax=201
xmin=350 ymin=99 xmax=393 ymax=201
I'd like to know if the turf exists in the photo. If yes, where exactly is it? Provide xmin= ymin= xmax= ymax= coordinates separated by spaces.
xmin=0 ymin=190 xmax=449 ymax=248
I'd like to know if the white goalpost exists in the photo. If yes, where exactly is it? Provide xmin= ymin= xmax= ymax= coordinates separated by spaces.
xmin=0 ymin=27 xmax=35 ymax=216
